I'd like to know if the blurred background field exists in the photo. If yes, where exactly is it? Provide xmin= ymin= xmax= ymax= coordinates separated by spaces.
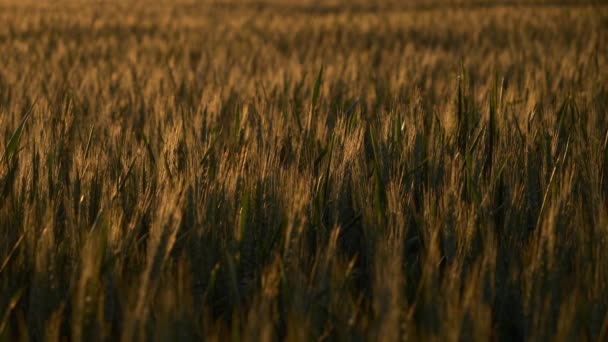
xmin=0 ymin=1 xmax=607 ymax=341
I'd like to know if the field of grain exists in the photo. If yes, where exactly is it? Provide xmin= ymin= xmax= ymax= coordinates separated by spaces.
xmin=0 ymin=1 xmax=607 ymax=340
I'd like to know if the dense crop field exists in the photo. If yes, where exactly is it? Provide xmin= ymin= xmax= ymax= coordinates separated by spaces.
xmin=0 ymin=0 xmax=607 ymax=340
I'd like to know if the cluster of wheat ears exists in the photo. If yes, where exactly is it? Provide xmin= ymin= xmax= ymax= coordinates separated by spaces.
xmin=0 ymin=0 xmax=607 ymax=341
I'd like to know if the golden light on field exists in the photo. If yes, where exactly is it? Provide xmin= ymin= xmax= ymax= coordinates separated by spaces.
xmin=0 ymin=1 xmax=607 ymax=340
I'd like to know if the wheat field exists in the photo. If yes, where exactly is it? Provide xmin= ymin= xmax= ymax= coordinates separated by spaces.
xmin=0 ymin=0 xmax=607 ymax=341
